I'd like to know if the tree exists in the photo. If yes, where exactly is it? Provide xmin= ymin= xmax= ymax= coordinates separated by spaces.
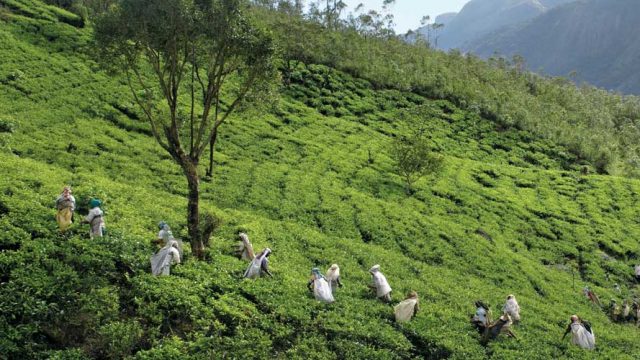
xmin=390 ymin=107 xmax=444 ymax=195
xmin=432 ymin=23 xmax=444 ymax=48
xmin=391 ymin=136 xmax=444 ymax=195
xmin=263 ymin=2 xmax=319 ymax=85
xmin=420 ymin=15 xmax=431 ymax=45
xmin=307 ymin=0 xmax=347 ymax=29
xmin=275 ymin=0 xmax=303 ymax=14
xmin=347 ymin=5 xmax=395 ymax=39
xmin=95 ymin=0 xmax=276 ymax=259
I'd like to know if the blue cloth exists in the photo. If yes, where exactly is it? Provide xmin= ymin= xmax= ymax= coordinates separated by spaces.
xmin=90 ymin=198 xmax=102 ymax=208
xmin=311 ymin=268 xmax=325 ymax=280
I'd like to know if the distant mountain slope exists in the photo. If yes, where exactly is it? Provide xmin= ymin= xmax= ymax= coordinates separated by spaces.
xmin=414 ymin=0 xmax=575 ymax=49
xmin=434 ymin=12 xmax=457 ymax=26
xmin=469 ymin=0 xmax=640 ymax=93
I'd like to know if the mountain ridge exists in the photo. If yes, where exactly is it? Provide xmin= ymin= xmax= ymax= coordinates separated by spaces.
xmin=411 ymin=0 xmax=576 ymax=50
xmin=468 ymin=0 xmax=640 ymax=93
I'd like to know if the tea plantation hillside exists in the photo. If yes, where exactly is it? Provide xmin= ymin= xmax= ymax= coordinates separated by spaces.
xmin=1 ymin=1 xmax=640 ymax=359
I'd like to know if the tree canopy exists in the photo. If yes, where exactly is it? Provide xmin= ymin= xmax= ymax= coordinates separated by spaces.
xmin=95 ymin=0 xmax=277 ymax=258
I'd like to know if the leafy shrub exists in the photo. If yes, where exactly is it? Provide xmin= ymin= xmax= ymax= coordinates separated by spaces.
xmin=0 ymin=119 xmax=15 ymax=133
xmin=91 ymin=320 xmax=143 ymax=359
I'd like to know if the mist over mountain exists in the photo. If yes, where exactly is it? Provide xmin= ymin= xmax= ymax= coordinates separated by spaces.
xmin=434 ymin=12 xmax=457 ymax=26
xmin=408 ymin=0 xmax=639 ymax=93
xmin=469 ymin=0 xmax=640 ymax=93
xmin=413 ymin=0 xmax=575 ymax=50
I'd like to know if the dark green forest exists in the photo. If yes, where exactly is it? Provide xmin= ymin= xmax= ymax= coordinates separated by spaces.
xmin=0 ymin=0 xmax=639 ymax=359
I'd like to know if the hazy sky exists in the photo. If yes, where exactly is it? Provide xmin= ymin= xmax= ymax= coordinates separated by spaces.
xmin=340 ymin=0 xmax=470 ymax=33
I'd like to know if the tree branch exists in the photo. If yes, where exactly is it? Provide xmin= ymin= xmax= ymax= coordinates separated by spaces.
xmin=125 ymin=66 xmax=169 ymax=152
xmin=196 ymin=72 xmax=257 ymax=157
xmin=194 ymin=44 xmax=229 ymax=150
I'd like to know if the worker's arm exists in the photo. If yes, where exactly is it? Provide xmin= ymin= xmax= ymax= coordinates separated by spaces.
xmin=172 ymin=249 xmax=181 ymax=265
xmin=232 ymin=244 xmax=242 ymax=255
xmin=261 ymin=260 xmax=273 ymax=277
xmin=81 ymin=209 xmax=96 ymax=224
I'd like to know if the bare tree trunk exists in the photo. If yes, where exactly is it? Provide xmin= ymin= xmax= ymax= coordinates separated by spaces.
xmin=185 ymin=161 xmax=204 ymax=259
xmin=205 ymin=129 xmax=218 ymax=178
xmin=405 ymin=174 xmax=414 ymax=195
xmin=283 ymin=59 xmax=292 ymax=87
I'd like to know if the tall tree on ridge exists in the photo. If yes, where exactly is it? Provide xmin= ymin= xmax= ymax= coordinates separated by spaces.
xmin=95 ymin=0 xmax=276 ymax=259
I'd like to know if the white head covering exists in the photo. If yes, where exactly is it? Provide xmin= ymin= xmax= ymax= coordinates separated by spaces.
xmin=259 ymin=248 xmax=271 ymax=259
xmin=369 ymin=264 xmax=381 ymax=273
xmin=326 ymin=264 xmax=340 ymax=280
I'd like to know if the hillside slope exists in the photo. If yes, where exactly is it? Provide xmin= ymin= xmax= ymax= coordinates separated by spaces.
xmin=468 ymin=0 xmax=640 ymax=93
xmin=1 ymin=1 xmax=640 ymax=359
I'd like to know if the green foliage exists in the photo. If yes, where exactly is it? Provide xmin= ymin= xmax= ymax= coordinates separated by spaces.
xmin=0 ymin=117 xmax=15 ymax=151
xmin=92 ymin=320 xmax=143 ymax=359
xmin=94 ymin=0 xmax=278 ymax=256
xmin=258 ymin=5 xmax=640 ymax=178
xmin=0 ymin=1 xmax=639 ymax=359
xmin=2 ymin=0 xmax=84 ymax=26
xmin=390 ymin=106 xmax=444 ymax=194
xmin=0 ymin=118 xmax=15 ymax=133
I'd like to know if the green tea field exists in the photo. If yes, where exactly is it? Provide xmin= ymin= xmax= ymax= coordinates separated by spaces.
xmin=0 ymin=1 xmax=639 ymax=359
